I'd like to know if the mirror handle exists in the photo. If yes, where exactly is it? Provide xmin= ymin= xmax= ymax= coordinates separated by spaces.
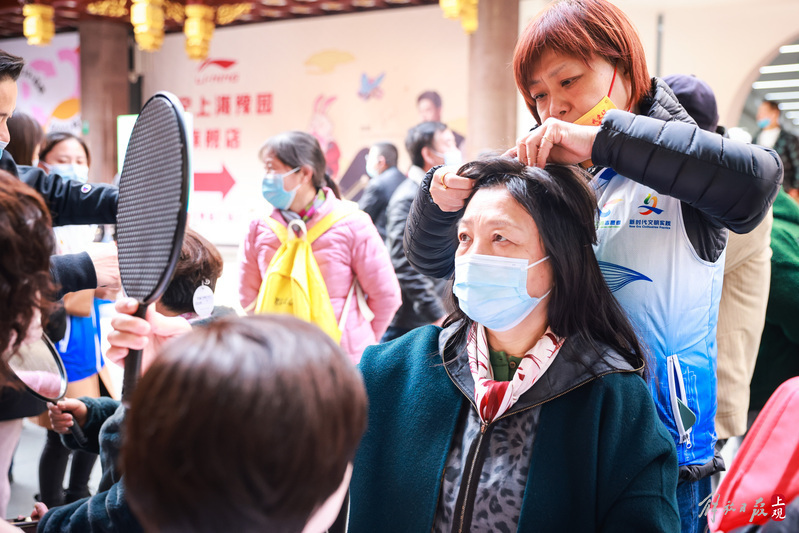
xmin=70 ymin=415 xmax=88 ymax=448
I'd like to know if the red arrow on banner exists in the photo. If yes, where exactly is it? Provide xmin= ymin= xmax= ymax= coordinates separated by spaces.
xmin=194 ymin=165 xmax=235 ymax=198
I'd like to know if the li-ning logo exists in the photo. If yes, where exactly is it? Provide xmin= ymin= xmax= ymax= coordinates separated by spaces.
xmin=599 ymin=198 xmax=623 ymax=218
xmin=638 ymin=193 xmax=663 ymax=215
xmin=195 ymin=59 xmax=239 ymax=85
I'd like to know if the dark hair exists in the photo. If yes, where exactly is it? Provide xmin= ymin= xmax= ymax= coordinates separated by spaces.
xmin=513 ymin=0 xmax=651 ymax=123
xmin=0 ymin=171 xmax=55 ymax=378
xmin=417 ymin=90 xmax=442 ymax=109
xmin=259 ymin=131 xmax=340 ymax=198
xmin=405 ymin=121 xmax=446 ymax=168
xmin=6 ymin=113 xmax=44 ymax=166
xmin=123 ymin=315 xmax=368 ymax=533
xmin=662 ymin=74 xmax=719 ymax=132
xmin=39 ymin=131 xmax=91 ymax=167
xmin=371 ymin=141 xmax=398 ymax=168
xmin=159 ymin=228 xmax=224 ymax=315
xmin=0 ymin=50 xmax=24 ymax=82
xmin=762 ymin=100 xmax=780 ymax=113
xmin=444 ymin=157 xmax=646 ymax=376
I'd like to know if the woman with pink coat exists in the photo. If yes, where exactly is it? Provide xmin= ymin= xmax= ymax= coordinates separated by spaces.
xmin=239 ymin=131 xmax=401 ymax=363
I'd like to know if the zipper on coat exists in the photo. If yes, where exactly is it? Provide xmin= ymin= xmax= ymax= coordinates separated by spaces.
xmin=450 ymin=422 xmax=495 ymax=533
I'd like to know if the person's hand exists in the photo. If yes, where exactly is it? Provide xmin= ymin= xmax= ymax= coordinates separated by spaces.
xmin=48 ymin=398 xmax=88 ymax=434
xmin=430 ymin=166 xmax=474 ymax=212
xmin=94 ymin=286 xmax=119 ymax=301
xmin=106 ymin=298 xmax=191 ymax=372
xmin=506 ymin=118 xmax=601 ymax=168
xmin=30 ymin=502 xmax=48 ymax=520
xmin=85 ymin=242 xmax=120 ymax=289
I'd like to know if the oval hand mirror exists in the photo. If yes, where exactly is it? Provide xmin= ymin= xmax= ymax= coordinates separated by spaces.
xmin=8 ymin=335 xmax=88 ymax=447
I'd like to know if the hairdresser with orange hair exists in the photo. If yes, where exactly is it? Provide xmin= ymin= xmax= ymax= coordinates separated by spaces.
xmin=403 ymin=1 xmax=782 ymax=532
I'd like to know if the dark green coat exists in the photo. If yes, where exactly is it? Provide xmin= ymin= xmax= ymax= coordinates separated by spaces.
xmin=751 ymin=190 xmax=799 ymax=410
xmin=349 ymin=325 xmax=679 ymax=532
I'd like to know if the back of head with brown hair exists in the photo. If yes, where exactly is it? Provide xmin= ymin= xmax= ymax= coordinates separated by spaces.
xmin=123 ymin=314 xmax=368 ymax=533
xmin=513 ymin=0 xmax=651 ymax=123
xmin=158 ymin=227 xmax=224 ymax=315
xmin=0 ymin=171 xmax=55 ymax=376
xmin=6 ymin=113 xmax=44 ymax=166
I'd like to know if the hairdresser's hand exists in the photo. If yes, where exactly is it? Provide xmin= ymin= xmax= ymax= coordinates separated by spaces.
xmin=48 ymin=398 xmax=88 ymax=434
xmin=507 ymin=118 xmax=600 ymax=168
xmin=30 ymin=502 xmax=48 ymax=521
xmin=430 ymin=166 xmax=474 ymax=212
xmin=86 ymin=242 xmax=120 ymax=290
xmin=106 ymin=298 xmax=191 ymax=372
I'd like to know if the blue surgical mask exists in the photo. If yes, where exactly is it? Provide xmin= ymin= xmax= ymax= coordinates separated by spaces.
xmin=365 ymin=156 xmax=380 ymax=179
xmin=262 ymin=167 xmax=301 ymax=210
xmin=757 ymin=118 xmax=772 ymax=129
xmin=48 ymin=163 xmax=90 ymax=184
xmin=0 ymin=139 xmax=8 ymax=160
xmin=453 ymin=253 xmax=551 ymax=331
xmin=434 ymin=148 xmax=463 ymax=167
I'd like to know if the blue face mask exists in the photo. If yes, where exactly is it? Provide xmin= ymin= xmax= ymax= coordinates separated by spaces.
xmin=48 ymin=163 xmax=90 ymax=184
xmin=262 ymin=167 xmax=301 ymax=210
xmin=757 ymin=118 xmax=772 ymax=129
xmin=0 ymin=140 xmax=8 ymax=160
xmin=453 ymin=253 xmax=551 ymax=331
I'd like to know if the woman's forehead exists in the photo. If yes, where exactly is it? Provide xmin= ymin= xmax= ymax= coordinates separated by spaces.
xmin=462 ymin=187 xmax=533 ymax=226
xmin=529 ymin=51 xmax=600 ymax=81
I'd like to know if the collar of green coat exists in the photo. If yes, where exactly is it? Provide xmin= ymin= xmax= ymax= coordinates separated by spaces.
xmin=438 ymin=320 xmax=639 ymax=420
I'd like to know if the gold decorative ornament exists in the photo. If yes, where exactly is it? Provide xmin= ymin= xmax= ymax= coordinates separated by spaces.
xmin=320 ymin=2 xmax=344 ymax=10
xmin=86 ymin=0 xmax=128 ymax=18
xmin=22 ymin=3 xmax=55 ymax=46
xmin=184 ymin=3 xmax=214 ymax=60
xmin=163 ymin=0 xmax=185 ymax=22
xmin=131 ymin=0 xmax=165 ymax=51
xmin=216 ymin=3 xmax=252 ymax=25
xmin=439 ymin=0 xmax=477 ymax=34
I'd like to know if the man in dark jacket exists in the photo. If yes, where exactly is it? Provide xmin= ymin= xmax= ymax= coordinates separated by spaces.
xmin=357 ymin=142 xmax=406 ymax=240
xmin=1 ymin=49 xmax=119 ymax=296
xmin=756 ymin=100 xmax=799 ymax=197
xmin=381 ymin=122 xmax=457 ymax=342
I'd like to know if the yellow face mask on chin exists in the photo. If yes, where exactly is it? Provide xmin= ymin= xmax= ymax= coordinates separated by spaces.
xmin=573 ymin=95 xmax=617 ymax=127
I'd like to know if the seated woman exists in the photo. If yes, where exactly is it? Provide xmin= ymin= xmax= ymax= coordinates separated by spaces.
xmin=34 ymin=228 xmax=228 ymax=532
xmin=123 ymin=315 xmax=367 ymax=533
xmin=345 ymin=158 xmax=679 ymax=532
xmin=0 ymin=170 xmax=55 ymax=524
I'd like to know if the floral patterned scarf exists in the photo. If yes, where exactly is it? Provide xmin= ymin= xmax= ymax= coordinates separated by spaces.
xmin=467 ymin=322 xmax=565 ymax=426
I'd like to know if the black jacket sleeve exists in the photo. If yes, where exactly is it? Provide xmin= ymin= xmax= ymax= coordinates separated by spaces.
xmin=358 ymin=180 xmax=385 ymax=226
xmin=18 ymin=165 xmax=118 ymax=226
xmin=50 ymin=252 xmax=97 ymax=299
xmin=403 ymin=166 xmax=463 ymax=279
xmin=593 ymin=110 xmax=783 ymax=234
xmin=387 ymin=180 xmax=446 ymax=322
